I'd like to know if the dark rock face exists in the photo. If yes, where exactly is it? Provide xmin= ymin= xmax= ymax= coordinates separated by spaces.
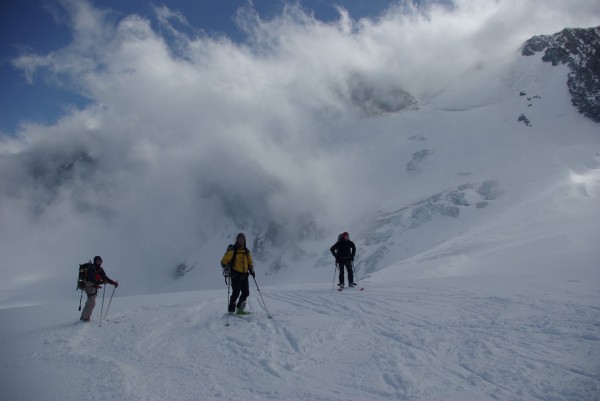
xmin=522 ymin=27 xmax=600 ymax=123
xmin=345 ymin=72 xmax=418 ymax=116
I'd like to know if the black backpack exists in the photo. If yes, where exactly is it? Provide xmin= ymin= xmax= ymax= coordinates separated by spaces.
xmin=77 ymin=261 xmax=92 ymax=290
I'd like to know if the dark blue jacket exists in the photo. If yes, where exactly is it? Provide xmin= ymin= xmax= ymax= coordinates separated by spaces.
xmin=330 ymin=239 xmax=356 ymax=261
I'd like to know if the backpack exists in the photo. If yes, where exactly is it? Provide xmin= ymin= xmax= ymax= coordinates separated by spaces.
xmin=222 ymin=244 xmax=236 ymax=277
xmin=77 ymin=261 xmax=92 ymax=290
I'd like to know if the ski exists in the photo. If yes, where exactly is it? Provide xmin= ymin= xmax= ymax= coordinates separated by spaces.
xmin=225 ymin=312 xmax=251 ymax=321
xmin=337 ymin=285 xmax=364 ymax=291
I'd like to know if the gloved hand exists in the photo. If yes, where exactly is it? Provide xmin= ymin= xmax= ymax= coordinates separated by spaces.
xmin=94 ymin=285 xmax=101 ymax=289
xmin=350 ymin=256 xmax=354 ymax=261
xmin=113 ymin=281 xmax=119 ymax=288
xmin=222 ymin=266 xmax=231 ymax=277
xmin=249 ymin=268 xmax=255 ymax=278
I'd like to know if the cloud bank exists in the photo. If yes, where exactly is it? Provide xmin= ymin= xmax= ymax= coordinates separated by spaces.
xmin=1 ymin=0 xmax=599 ymax=303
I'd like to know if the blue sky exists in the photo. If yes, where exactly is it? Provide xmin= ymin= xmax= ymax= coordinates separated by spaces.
xmin=1 ymin=0 xmax=598 ymax=135
xmin=0 ymin=0 xmax=398 ymax=134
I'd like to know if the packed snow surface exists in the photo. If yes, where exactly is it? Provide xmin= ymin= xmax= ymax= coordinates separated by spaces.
xmin=2 ymin=272 xmax=599 ymax=401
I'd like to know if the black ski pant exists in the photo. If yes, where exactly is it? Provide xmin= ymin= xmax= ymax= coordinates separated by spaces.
xmin=338 ymin=260 xmax=354 ymax=286
xmin=229 ymin=272 xmax=250 ymax=312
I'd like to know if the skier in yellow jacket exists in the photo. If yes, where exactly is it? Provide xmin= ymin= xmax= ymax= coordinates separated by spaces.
xmin=221 ymin=233 xmax=255 ymax=315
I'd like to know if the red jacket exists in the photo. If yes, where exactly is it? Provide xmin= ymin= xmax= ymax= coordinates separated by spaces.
xmin=86 ymin=264 xmax=116 ymax=286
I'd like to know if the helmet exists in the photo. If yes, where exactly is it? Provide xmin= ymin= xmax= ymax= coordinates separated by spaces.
xmin=236 ymin=233 xmax=246 ymax=239
xmin=341 ymin=232 xmax=349 ymax=239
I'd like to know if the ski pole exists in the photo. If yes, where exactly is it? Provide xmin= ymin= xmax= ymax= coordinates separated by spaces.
xmin=99 ymin=285 xmax=106 ymax=327
xmin=251 ymin=275 xmax=272 ymax=319
xmin=226 ymin=276 xmax=231 ymax=327
xmin=332 ymin=263 xmax=339 ymax=291
xmin=103 ymin=286 xmax=116 ymax=321
xmin=351 ymin=260 xmax=360 ymax=287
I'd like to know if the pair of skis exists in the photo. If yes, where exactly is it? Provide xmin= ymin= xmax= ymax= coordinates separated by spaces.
xmin=338 ymin=284 xmax=364 ymax=291
xmin=225 ymin=312 xmax=253 ymax=322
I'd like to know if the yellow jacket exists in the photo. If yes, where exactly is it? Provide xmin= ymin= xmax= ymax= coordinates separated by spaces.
xmin=221 ymin=246 xmax=254 ymax=274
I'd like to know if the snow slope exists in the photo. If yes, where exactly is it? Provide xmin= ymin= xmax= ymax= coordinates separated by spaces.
xmin=1 ymin=272 xmax=598 ymax=401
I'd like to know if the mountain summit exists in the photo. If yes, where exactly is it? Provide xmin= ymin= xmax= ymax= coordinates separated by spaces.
xmin=522 ymin=26 xmax=600 ymax=122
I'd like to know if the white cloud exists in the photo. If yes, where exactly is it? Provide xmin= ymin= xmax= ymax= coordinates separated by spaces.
xmin=1 ymin=0 xmax=599 ymax=298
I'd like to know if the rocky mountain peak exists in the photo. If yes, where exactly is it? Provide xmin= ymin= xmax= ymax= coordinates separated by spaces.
xmin=522 ymin=26 xmax=600 ymax=122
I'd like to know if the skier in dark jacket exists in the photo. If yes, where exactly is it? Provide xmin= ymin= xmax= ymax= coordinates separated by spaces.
xmin=80 ymin=256 xmax=118 ymax=322
xmin=330 ymin=232 xmax=357 ymax=288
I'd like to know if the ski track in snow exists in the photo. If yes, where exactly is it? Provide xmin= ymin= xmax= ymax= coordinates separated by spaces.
xmin=3 ymin=280 xmax=599 ymax=401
